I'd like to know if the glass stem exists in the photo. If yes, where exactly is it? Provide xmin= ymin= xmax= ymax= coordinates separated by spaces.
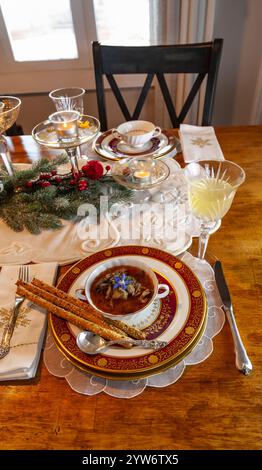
xmin=0 ymin=135 xmax=14 ymax=177
xmin=66 ymin=147 xmax=79 ymax=177
xmin=198 ymin=222 xmax=211 ymax=260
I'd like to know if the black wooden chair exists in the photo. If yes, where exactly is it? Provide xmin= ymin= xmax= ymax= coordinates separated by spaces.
xmin=92 ymin=39 xmax=223 ymax=131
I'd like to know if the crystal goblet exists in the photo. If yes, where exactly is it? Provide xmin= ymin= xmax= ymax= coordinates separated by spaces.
xmin=184 ymin=160 xmax=245 ymax=259
xmin=49 ymin=87 xmax=85 ymax=114
xmin=0 ymin=96 xmax=21 ymax=176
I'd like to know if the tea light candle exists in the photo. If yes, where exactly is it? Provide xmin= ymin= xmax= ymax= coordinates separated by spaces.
xmin=133 ymin=170 xmax=151 ymax=183
xmin=49 ymin=110 xmax=80 ymax=143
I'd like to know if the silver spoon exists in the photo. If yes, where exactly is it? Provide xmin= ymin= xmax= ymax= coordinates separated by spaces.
xmin=76 ymin=331 xmax=167 ymax=355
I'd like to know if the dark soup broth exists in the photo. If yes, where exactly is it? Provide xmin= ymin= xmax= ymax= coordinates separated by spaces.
xmin=90 ymin=265 xmax=154 ymax=315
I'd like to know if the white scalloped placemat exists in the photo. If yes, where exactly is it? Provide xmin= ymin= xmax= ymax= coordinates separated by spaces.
xmin=43 ymin=252 xmax=225 ymax=398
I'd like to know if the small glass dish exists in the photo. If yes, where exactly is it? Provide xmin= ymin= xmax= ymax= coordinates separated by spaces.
xmin=111 ymin=157 xmax=170 ymax=190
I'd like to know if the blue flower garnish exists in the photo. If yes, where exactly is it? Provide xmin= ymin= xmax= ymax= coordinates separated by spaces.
xmin=113 ymin=273 xmax=133 ymax=291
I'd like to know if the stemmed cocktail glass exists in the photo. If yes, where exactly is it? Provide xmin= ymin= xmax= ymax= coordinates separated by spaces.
xmin=0 ymin=96 xmax=21 ymax=176
xmin=184 ymin=160 xmax=245 ymax=259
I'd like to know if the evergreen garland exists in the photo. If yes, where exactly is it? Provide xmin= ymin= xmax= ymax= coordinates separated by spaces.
xmin=0 ymin=156 xmax=132 ymax=234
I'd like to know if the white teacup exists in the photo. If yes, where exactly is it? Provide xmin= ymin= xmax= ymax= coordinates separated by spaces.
xmin=112 ymin=120 xmax=161 ymax=148
xmin=76 ymin=258 xmax=169 ymax=320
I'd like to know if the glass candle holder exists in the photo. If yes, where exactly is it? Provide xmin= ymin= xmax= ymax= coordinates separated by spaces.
xmin=49 ymin=110 xmax=80 ymax=144
xmin=133 ymin=169 xmax=151 ymax=183
xmin=49 ymin=110 xmax=80 ymax=176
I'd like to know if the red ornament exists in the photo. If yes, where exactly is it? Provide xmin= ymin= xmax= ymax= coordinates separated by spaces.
xmin=82 ymin=161 xmax=104 ymax=180
xmin=39 ymin=181 xmax=51 ymax=188
xmin=25 ymin=181 xmax=33 ymax=188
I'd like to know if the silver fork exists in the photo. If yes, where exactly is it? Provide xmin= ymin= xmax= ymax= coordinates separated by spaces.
xmin=0 ymin=265 xmax=29 ymax=359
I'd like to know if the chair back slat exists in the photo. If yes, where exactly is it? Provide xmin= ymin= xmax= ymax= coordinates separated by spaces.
xmin=106 ymin=75 xmax=132 ymax=121
xmin=177 ymin=72 xmax=206 ymax=123
xmin=156 ymin=73 xmax=179 ymax=128
xmin=93 ymin=39 xmax=223 ymax=131
xmin=132 ymin=74 xmax=154 ymax=120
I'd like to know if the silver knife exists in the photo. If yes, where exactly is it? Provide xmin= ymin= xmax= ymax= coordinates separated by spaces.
xmin=214 ymin=261 xmax=252 ymax=375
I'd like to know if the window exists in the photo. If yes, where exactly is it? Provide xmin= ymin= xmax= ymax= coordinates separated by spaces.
xmin=93 ymin=0 xmax=151 ymax=46
xmin=0 ymin=0 xmax=162 ymax=94
xmin=0 ymin=0 xmax=78 ymax=62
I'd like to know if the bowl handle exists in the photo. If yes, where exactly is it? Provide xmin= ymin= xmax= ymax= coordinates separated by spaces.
xmin=153 ymin=126 xmax=161 ymax=138
xmin=75 ymin=289 xmax=87 ymax=301
xmin=156 ymin=284 xmax=169 ymax=299
xmin=112 ymin=129 xmax=122 ymax=140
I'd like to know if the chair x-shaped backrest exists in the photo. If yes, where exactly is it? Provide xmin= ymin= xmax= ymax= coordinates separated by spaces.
xmin=92 ymin=39 xmax=223 ymax=131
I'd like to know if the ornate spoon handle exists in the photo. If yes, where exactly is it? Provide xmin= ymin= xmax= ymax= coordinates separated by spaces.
xmin=106 ymin=339 xmax=168 ymax=350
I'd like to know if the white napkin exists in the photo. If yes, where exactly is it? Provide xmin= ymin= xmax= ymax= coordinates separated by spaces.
xmin=179 ymin=124 xmax=224 ymax=163
xmin=0 ymin=262 xmax=58 ymax=381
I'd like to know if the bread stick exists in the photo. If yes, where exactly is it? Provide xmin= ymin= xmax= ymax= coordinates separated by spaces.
xmin=16 ymin=285 xmax=127 ymax=342
xmin=108 ymin=319 xmax=146 ymax=340
xmin=31 ymin=278 xmax=104 ymax=322
xmin=31 ymin=278 xmax=144 ymax=339
xmin=17 ymin=279 xmax=123 ymax=336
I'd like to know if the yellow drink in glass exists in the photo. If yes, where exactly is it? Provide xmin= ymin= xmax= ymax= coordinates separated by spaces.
xmin=189 ymin=178 xmax=235 ymax=222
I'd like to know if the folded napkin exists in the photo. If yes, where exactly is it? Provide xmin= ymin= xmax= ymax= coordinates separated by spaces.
xmin=0 ymin=262 xmax=58 ymax=381
xmin=179 ymin=124 xmax=224 ymax=163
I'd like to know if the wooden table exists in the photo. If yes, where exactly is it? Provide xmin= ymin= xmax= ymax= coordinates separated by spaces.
xmin=0 ymin=127 xmax=261 ymax=450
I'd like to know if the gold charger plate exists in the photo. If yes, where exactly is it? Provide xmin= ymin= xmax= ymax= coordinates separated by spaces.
xmin=51 ymin=314 xmax=207 ymax=381
xmin=49 ymin=246 xmax=207 ymax=376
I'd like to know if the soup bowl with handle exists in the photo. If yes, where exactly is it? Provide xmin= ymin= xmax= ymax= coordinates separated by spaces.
xmin=77 ymin=258 xmax=169 ymax=320
xmin=112 ymin=120 xmax=161 ymax=148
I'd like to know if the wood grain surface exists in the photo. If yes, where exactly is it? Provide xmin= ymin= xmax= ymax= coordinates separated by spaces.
xmin=0 ymin=127 xmax=261 ymax=450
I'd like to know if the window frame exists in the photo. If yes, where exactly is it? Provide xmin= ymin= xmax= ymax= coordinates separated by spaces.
xmin=0 ymin=0 xmax=150 ymax=94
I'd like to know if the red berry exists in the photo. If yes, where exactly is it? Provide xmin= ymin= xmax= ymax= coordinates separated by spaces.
xmin=54 ymin=176 xmax=62 ymax=183
xmin=81 ymin=164 xmax=88 ymax=171
xmin=106 ymin=165 xmax=111 ymax=171
xmin=69 ymin=179 xmax=76 ymax=185
xmin=40 ymin=173 xmax=51 ymax=180
xmin=79 ymin=185 xmax=87 ymax=191
xmin=51 ymin=170 xmax=57 ymax=176
xmin=39 ymin=181 xmax=51 ymax=188
xmin=25 ymin=181 xmax=33 ymax=188
xmin=78 ymin=177 xmax=88 ymax=190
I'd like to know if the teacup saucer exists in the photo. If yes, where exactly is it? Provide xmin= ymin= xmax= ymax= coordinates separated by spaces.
xmin=93 ymin=129 xmax=180 ymax=161
xmin=117 ymin=140 xmax=153 ymax=153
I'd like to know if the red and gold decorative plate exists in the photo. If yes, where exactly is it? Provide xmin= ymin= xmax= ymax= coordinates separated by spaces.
xmin=93 ymin=129 xmax=179 ymax=161
xmin=49 ymin=246 xmax=207 ymax=376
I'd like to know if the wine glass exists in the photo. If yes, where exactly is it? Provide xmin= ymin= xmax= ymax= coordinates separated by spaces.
xmin=49 ymin=87 xmax=85 ymax=113
xmin=184 ymin=160 xmax=245 ymax=259
xmin=0 ymin=96 xmax=21 ymax=176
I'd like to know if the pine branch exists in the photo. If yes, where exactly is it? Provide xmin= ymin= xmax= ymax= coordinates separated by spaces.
xmin=0 ymin=158 xmax=133 ymax=234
